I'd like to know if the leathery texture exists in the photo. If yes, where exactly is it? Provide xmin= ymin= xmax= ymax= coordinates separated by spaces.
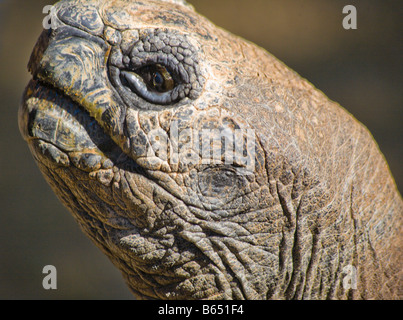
xmin=19 ymin=0 xmax=402 ymax=299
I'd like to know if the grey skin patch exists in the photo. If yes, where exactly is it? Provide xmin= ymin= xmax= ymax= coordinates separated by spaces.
xmin=57 ymin=2 xmax=104 ymax=36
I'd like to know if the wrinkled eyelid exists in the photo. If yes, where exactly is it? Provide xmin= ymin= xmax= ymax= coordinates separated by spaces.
xmin=120 ymin=70 xmax=175 ymax=105
xmin=108 ymin=29 xmax=204 ymax=107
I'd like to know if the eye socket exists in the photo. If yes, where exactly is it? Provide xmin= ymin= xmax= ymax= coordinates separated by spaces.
xmin=120 ymin=64 xmax=178 ymax=105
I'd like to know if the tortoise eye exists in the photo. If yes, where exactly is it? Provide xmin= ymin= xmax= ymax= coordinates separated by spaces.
xmin=136 ymin=64 xmax=175 ymax=93
xmin=151 ymin=64 xmax=174 ymax=92
xmin=119 ymin=63 xmax=177 ymax=105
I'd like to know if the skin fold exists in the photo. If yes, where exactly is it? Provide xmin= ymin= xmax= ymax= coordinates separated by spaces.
xmin=19 ymin=0 xmax=402 ymax=299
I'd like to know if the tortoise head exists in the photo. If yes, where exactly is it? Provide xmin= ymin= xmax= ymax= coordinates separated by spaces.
xmin=19 ymin=0 xmax=275 ymax=299
xmin=19 ymin=0 xmax=347 ymax=299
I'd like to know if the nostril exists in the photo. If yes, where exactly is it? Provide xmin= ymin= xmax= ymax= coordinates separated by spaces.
xmin=28 ymin=29 xmax=52 ymax=77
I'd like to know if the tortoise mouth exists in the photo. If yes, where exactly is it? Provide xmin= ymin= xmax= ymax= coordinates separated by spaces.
xmin=21 ymin=23 xmax=112 ymax=154
xmin=22 ymin=78 xmax=93 ymax=146
xmin=19 ymin=78 xmax=133 ymax=173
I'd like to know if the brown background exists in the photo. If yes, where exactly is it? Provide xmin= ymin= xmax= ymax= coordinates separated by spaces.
xmin=0 ymin=0 xmax=401 ymax=299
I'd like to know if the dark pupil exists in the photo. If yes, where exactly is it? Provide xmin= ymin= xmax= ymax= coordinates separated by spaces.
xmin=133 ymin=64 xmax=175 ymax=93
xmin=149 ymin=64 xmax=174 ymax=92
xmin=153 ymin=72 xmax=164 ymax=87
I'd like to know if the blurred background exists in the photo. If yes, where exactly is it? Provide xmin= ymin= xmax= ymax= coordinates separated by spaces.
xmin=0 ymin=0 xmax=401 ymax=299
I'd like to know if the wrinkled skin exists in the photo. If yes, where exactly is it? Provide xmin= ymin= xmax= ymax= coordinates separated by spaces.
xmin=19 ymin=0 xmax=402 ymax=299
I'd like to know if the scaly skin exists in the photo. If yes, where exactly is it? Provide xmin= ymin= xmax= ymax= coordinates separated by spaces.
xmin=19 ymin=0 xmax=402 ymax=299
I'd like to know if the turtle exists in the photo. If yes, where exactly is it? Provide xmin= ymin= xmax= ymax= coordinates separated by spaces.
xmin=19 ymin=0 xmax=402 ymax=299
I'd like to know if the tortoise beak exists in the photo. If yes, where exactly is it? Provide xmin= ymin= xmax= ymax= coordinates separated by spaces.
xmin=22 ymin=24 xmax=127 ymax=149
